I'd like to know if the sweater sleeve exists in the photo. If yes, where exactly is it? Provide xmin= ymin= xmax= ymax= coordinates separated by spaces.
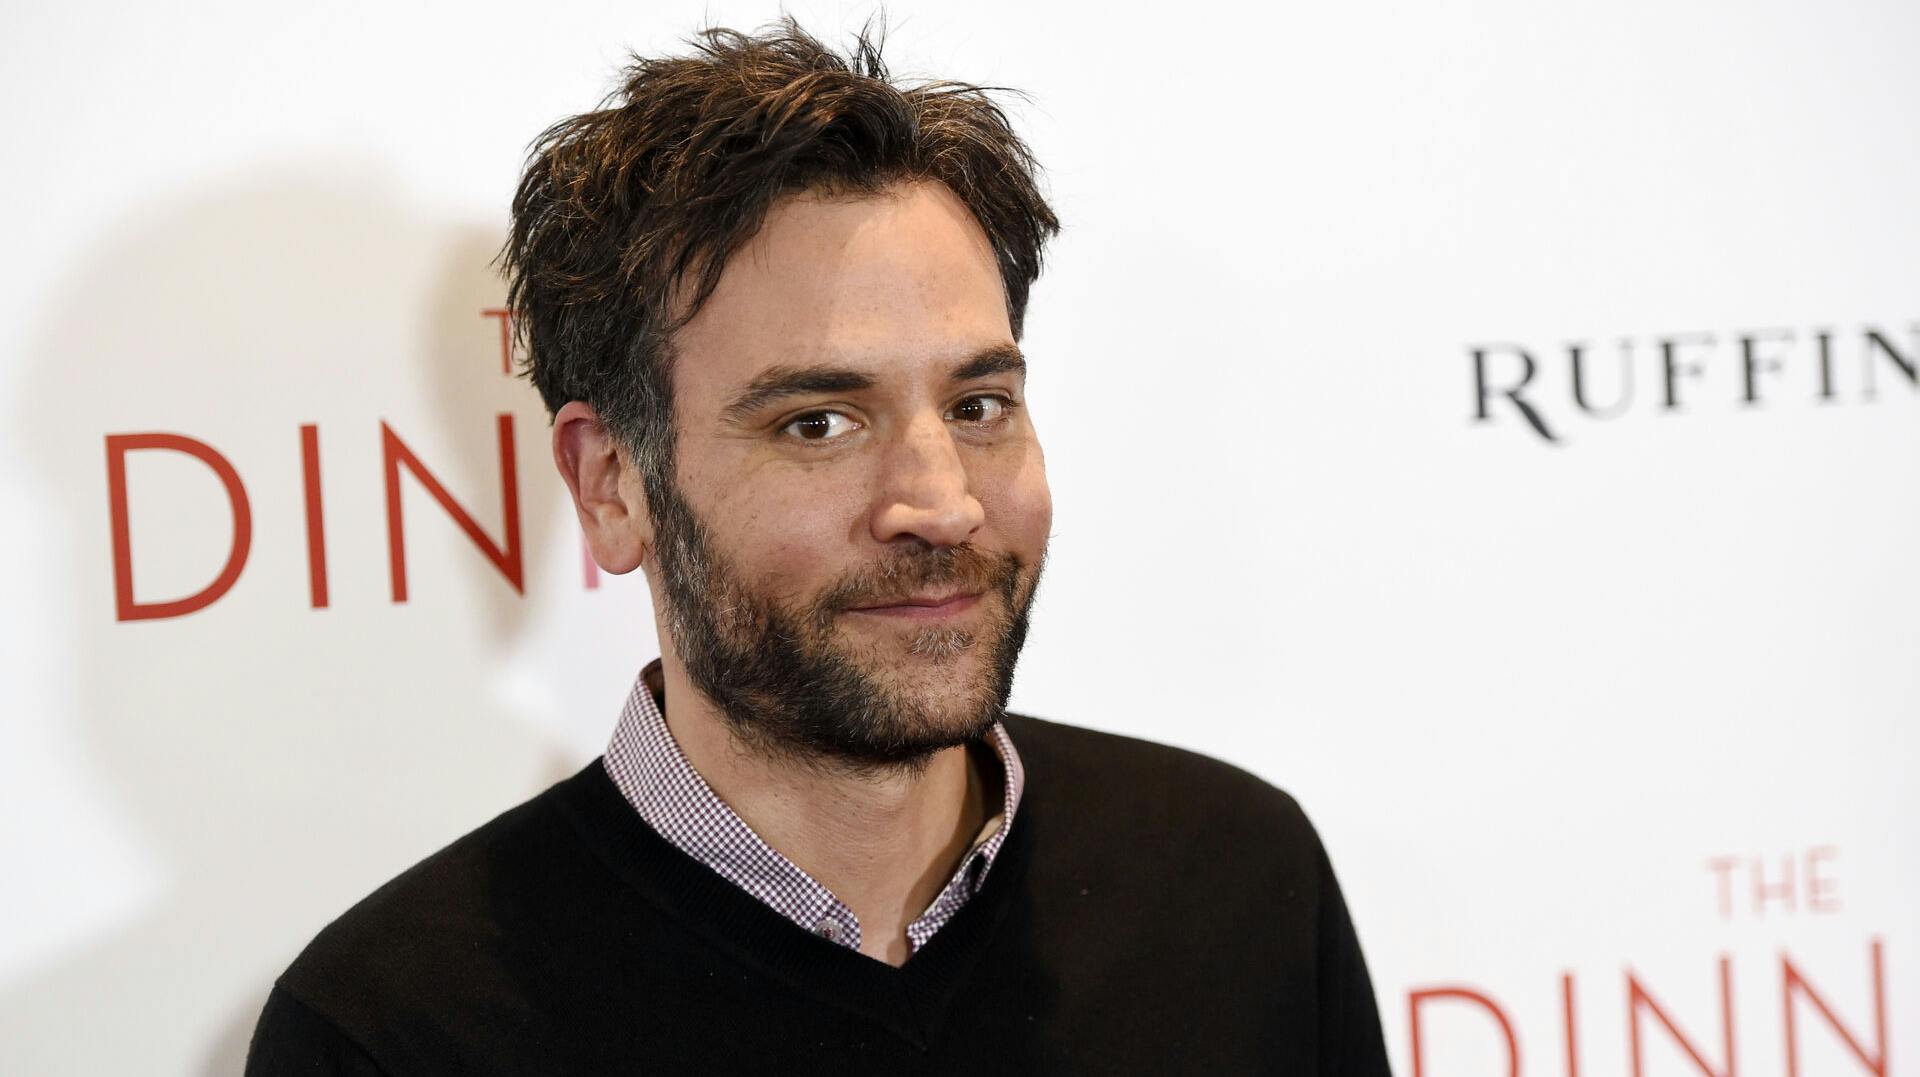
xmin=1312 ymin=823 xmax=1394 ymax=1077
xmin=244 ymin=984 xmax=390 ymax=1076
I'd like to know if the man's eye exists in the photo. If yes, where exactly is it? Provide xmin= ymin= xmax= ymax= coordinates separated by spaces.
xmin=781 ymin=410 xmax=860 ymax=441
xmin=950 ymin=395 xmax=1016 ymax=425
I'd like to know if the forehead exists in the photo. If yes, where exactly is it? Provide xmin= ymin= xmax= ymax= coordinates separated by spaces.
xmin=669 ymin=179 xmax=1014 ymax=403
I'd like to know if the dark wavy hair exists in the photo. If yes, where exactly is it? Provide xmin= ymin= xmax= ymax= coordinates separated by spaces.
xmin=500 ymin=18 xmax=1060 ymax=496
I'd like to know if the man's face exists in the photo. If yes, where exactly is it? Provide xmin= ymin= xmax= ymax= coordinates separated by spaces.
xmin=646 ymin=179 xmax=1052 ymax=770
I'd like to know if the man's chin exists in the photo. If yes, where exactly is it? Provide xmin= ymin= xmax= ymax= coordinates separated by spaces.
xmin=829 ymin=657 xmax=1005 ymax=745
xmin=857 ymin=708 xmax=1002 ymax=766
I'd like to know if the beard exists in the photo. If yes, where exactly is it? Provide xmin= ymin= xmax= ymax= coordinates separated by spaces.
xmin=645 ymin=471 xmax=1044 ymax=775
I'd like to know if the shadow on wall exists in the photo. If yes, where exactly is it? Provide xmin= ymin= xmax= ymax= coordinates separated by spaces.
xmin=0 ymin=161 xmax=581 ymax=1074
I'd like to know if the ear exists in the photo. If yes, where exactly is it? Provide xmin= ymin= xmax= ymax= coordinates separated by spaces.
xmin=552 ymin=401 xmax=652 ymax=574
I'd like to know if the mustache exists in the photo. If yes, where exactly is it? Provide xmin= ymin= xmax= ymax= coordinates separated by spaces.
xmin=818 ymin=544 xmax=1020 ymax=613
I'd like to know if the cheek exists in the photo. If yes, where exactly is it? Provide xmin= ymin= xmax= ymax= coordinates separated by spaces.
xmin=982 ymin=443 xmax=1052 ymax=557
xmin=700 ymin=463 xmax=869 ymax=596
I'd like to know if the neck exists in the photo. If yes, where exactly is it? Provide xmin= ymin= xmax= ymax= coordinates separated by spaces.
xmin=651 ymin=653 xmax=990 ymax=967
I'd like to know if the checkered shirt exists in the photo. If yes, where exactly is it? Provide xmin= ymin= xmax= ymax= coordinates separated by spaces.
xmin=601 ymin=660 xmax=1027 ymax=954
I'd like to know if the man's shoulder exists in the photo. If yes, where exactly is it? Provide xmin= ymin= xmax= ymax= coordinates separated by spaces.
xmin=270 ymin=763 xmax=611 ymax=1025
xmin=999 ymin=716 xmax=1386 ymax=1072
xmin=1001 ymin=713 xmax=1320 ymax=853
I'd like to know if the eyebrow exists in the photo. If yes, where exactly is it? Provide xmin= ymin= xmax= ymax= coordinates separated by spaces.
xmin=951 ymin=343 xmax=1027 ymax=382
xmin=719 ymin=344 xmax=1027 ymax=424
xmin=720 ymin=367 xmax=874 ymax=424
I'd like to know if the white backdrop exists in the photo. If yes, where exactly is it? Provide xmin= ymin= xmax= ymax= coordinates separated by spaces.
xmin=1 ymin=1 xmax=1914 ymax=1073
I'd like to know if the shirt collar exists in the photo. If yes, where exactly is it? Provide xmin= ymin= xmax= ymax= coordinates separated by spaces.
xmin=602 ymin=658 xmax=1026 ymax=954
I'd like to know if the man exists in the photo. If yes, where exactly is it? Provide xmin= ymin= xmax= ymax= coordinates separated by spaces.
xmin=248 ymin=21 xmax=1391 ymax=1075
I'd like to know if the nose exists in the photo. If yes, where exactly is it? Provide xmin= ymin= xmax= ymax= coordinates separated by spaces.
xmin=869 ymin=410 xmax=986 ymax=549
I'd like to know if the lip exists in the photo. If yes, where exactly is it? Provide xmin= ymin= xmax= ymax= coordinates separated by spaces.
xmin=845 ymin=591 xmax=983 ymax=620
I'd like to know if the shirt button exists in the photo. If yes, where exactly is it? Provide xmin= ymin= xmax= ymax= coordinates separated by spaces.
xmin=814 ymin=918 xmax=843 ymax=942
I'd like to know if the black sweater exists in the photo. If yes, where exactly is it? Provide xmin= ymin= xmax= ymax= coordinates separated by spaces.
xmin=246 ymin=714 xmax=1393 ymax=1075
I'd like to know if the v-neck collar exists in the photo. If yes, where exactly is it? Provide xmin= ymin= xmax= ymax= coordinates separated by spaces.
xmin=549 ymin=755 xmax=1036 ymax=1048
